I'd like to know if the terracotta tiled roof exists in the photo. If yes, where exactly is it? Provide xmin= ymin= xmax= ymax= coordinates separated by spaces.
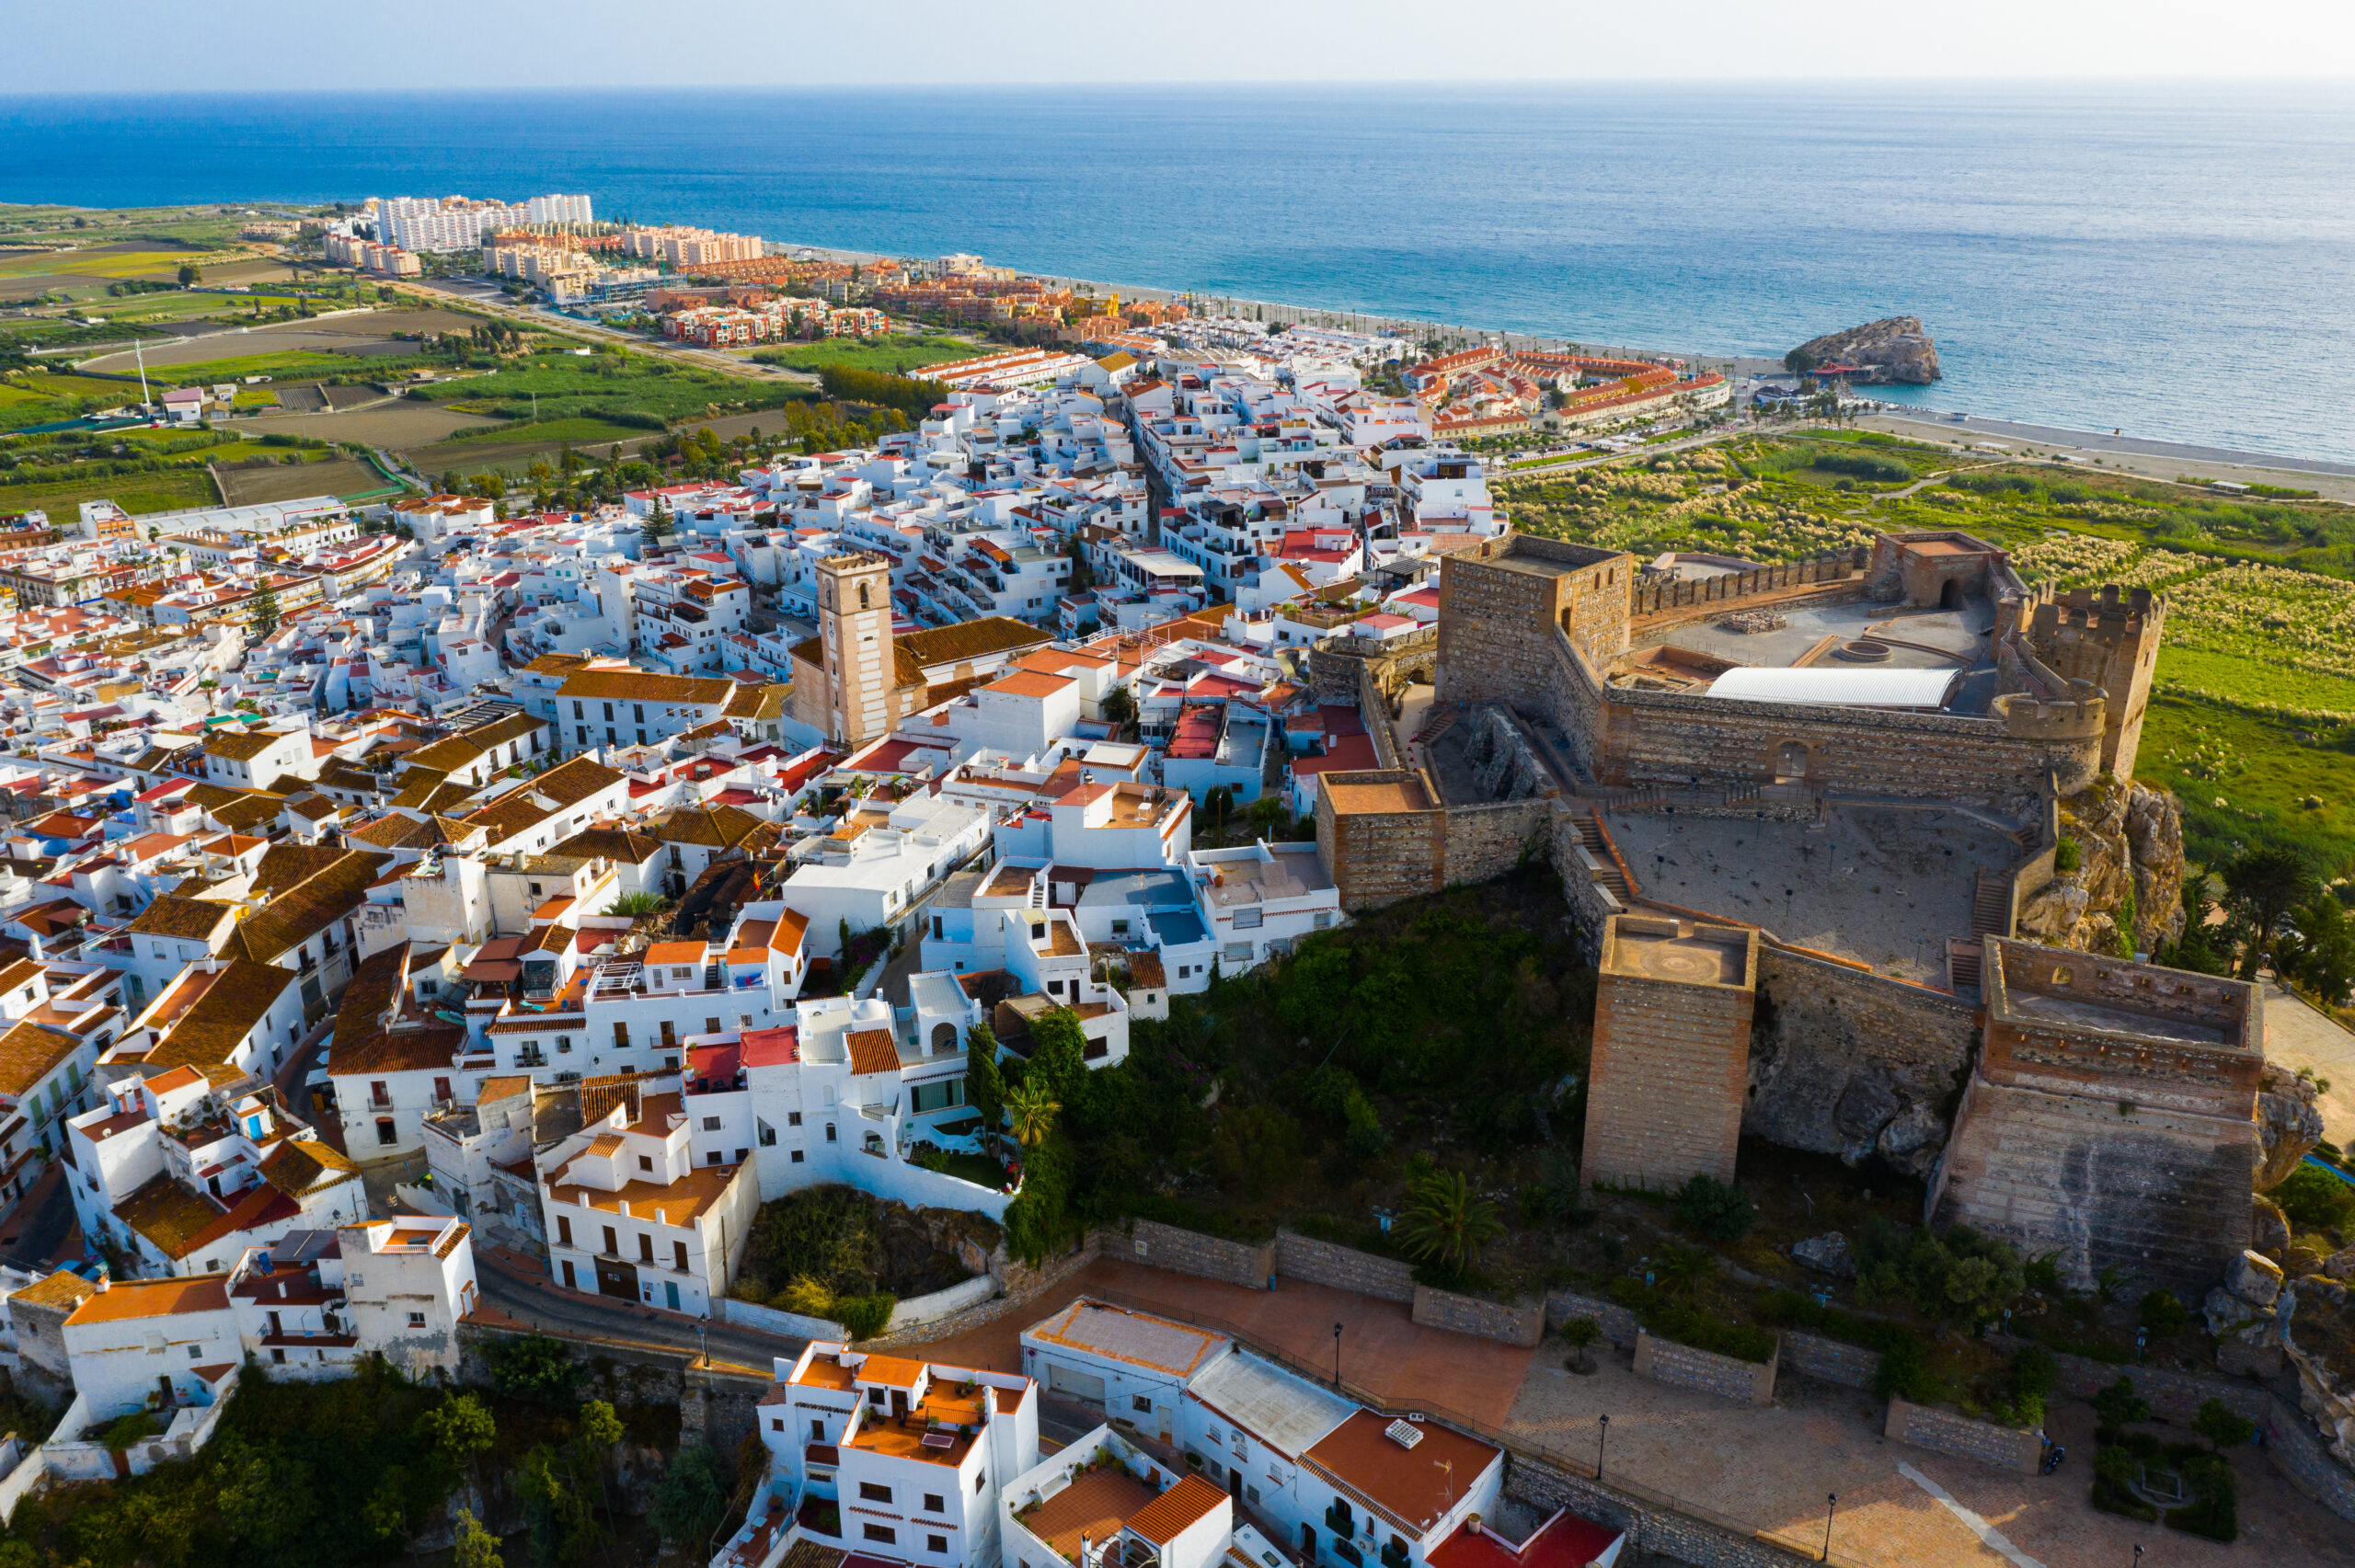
xmin=845 ymin=1029 xmax=898 ymax=1077
xmin=203 ymin=727 xmax=292 ymax=762
xmin=900 ymin=616 xmax=1053 ymax=670
xmin=655 ymin=803 xmax=772 ymax=850
xmin=0 ymin=1020 xmax=81 ymax=1098
xmin=64 ymin=1271 xmax=231 ymax=1322
xmin=557 ymin=670 xmax=734 ymax=705
xmin=333 ymin=1021 xmax=465 ymax=1077
xmin=333 ymin=943 xmax=410 ymax=1050
xmin=125 ymin=895 xmax=236 ymax=942
xmin=258 ymin=1137 xmax=358 ymax=1197
xmin=546 ymin=826 xmax=662 ymax=864
xmin=1125 ymin=1474 xmax=1228 ymax=1545
xmin=145 ymin=958 xmax=294 ymax=1075
xmin=222 ymin=850 xmax=388 ymax=966
xmin=113 ymin=1173 xmax=228 ymax=1261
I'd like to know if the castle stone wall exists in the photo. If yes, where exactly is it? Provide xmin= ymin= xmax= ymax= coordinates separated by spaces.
xmin=1315 ymin=770 xmax=1448 ymax=911
xmin=1633 ymin=1330 xmax=1777 ymax=1405
xmin=1885 ymin=1396 xmax=2043 ymax=1473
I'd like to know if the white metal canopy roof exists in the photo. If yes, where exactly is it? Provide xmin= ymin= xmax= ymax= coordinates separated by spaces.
xmin=1703 ymin=666 xmax=1960 ymax=709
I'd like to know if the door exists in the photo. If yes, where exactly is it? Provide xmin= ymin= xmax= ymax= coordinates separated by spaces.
xmin=1228 ymin=1467 xmax=1242 ymax=1495
xmin=594 ymin=1258 xmax=638 ymax=1301
xmin=561 ymin=1260 xmax=578 ymax=1290
xmin=664 ymin=1280 xmax=681 ymax=1311
xmin=1046 ymin=1364 xmax=1106 ymax=1407
xmin=1158 ymin=1405 xmax=1171 ymax=1442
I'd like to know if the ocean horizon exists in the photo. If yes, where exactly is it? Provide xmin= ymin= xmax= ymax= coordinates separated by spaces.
xmin=5 ymin=83 xmax=2354 ymax=462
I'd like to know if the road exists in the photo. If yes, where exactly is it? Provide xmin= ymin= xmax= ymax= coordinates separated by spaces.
xmin=390 ymin=279 xmax=817 ymax=384
xmin=473 ymin=1242 xmax=805 ymax=1374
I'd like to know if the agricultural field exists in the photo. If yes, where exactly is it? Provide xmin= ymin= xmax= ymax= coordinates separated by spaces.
xmin=216 ymin=456 xmax=388 ymax=506
xmin=0 ymin=465 xmax=218 ymax=517
xmin=749 ymin=332 xmax=982 ymax=375
xmin=1502 ymin=430 xmax=2355 ymax=875
xmin=408 ymin=347 xmax=804 ymax=427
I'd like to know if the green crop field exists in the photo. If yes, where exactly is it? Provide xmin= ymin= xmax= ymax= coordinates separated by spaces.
xmin=0 ymin=466 xmax=219 ymax=518
xmin=750 ymin=335 xmax=981 ymax=375
xmin=412 ymin=349 xmax=805 ymax=426
xmin=133 ymin=349 xmax=386 ymax=386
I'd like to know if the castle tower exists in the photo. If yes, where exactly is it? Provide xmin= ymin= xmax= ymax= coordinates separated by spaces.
xmin=2026 ymin=585 xmax=2165 ymax=780
xmin=1580 ymin=914 xmax=1758 ymax=1191
xmin=817 ymin=552 xmax=895 ymax=748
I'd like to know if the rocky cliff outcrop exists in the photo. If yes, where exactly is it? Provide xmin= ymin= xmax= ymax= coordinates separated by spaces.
xmin=2016 ymin=777 xmax=2187 ymax=956
xmin=2257 ymin=1065 xmax=2327 ymax=1191
xmin=1789 ymin=317 xmax=1942 ymax=384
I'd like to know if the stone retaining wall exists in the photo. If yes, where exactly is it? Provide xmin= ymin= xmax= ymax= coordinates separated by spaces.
xmin=1410 ymin=1285 xmax=1545 ymax=1346
xmin=1442 ymin=796 xmax=1555 ymax=888
xmin=1779 ymin=1332 xmax=1882 ymax=1391
xmin=1885 ymin=1396 xmax=2042 ymax=1473
xmin=1506 ymin=1454 xmax=1814 ymax=1568
xmin=1275 ymin=1230 xmax=1415 ymax=1302
xmin=1545 ymin=1289 xmax=1642 ymax=1348
xmin=1633 ymin=1330 xmax=1776 ymax=1406
xmin=1122 ymin=1219 xmax=1274 ymax=1290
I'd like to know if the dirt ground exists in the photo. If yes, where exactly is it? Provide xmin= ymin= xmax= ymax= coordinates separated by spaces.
xmin=248 ymin=401 xmax=500 ymax=445
xmin=215 ymin=457 xmax=388 ymax=504
xmin=80 ymin=326 xmax=424 ymax=372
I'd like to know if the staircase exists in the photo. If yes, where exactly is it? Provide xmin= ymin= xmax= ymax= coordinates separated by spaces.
xmin=704 ymin=962 xmax=725 ymax=991
xmin=1575 ymin=814 xmax=1633 ymax=902
xmin=1971 ymin=870 xmax=2012 ymax=939
xmin=1947 ymin=938 xmax=1984 ymax=993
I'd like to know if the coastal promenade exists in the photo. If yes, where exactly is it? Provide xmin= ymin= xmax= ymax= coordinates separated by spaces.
xmin=1860 ymin=410 xmax=2355 ymax=500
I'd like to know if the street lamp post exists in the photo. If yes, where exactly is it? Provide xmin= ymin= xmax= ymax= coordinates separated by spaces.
xmin=1596 ymin=1414 xmax=1609 ymax=1481
xmin=1821 ymin=1494 xmax=1837 ymax=1562
xmin=1332 ymin=1323 xmax=1344 ymax=1391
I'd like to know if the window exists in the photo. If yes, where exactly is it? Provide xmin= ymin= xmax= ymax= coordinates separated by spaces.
xmin=614 ymin=1023 xmax=630 ymax=1048
xmin=736 ymin=1148 xmax=748 ymax=1162
xmin=603 ymin=1226 xmax=618 ymax=1254
xmin=1234 ymin=907 xmax=1263 ymax=930
xmin=375 ymin=1118 xmax=397 ymax=1146
xmin=557 ymin=1216 xmax=573 ymax=1247
xmin=638 ymin=1155 xmax=653 ymax=1172
xmin=573 ymin=701 xmax=584 ymax=719
xmin=705 ymin=1016 xmax=722 ymax=1035
xmin=408 ymin=1310 xmax=426 ymax=1328
xmin=824 ymin=1123 xmax=836 ymax=1143
xmin=706 ymin=1150 xmax=722 ymax=1165
xmin=1132 ymin=1395 xmax=1153 ymax=1413
xmin=1313 ymin=911 xmax=1334 ymax=930
xmin=271 ymin=1347 xmax=286 ymax=1364
xmin=433 ymin=1077 xmax=452 ymax=1103
xmin=787 ymin=1112 xmax=802 ymax=1127
xmin=702 ymin=1116 xmax=721 ymax=1131
xmin=1248 ymin=1485 xmax=1262 ymax=1505
xmin=674 ymin=1241 xmax=689 ymax=1272
xmin=973 ymin=1472 xmax=985 ymax=1495
xmin=758 ymin=1119 xmax=776 ymax=1148
xmin=928 ymin=1537 xmax=948 ymax=1554
xmin=790 ymin=1150 xmax=805 ymax=1163
xmin=924 ymin=1493 xmax=945 ymax=1514
xmin=858 ymin=1483 xmax=894 ymax=1505
xmin=810 ymin=1418 xmax=825 ymax=1441
xmin=557 ymin=1036 xmax=572 ymax=1054
xmin=863 ymin=1527 xmax=896 ymax=1546
xmin=638 ymin=1233 xmax=655 ymax=1263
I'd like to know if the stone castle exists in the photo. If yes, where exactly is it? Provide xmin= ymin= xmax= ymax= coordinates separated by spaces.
xmin=1314 ymin=525 xmax=2261 ymax=1291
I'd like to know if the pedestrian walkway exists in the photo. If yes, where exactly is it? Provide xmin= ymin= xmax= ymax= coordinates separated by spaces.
xmin=2263 ymin=981 xmax=2355 ymax=1145
xmin=1501 ymin=1339 xmax=2355 ymax=1568
xmin=899 ymin=1255 xmax=1536 ymax=1426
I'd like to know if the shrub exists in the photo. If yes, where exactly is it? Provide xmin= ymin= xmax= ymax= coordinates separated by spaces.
xmin=2054 ymin=837 xmax=2082 ymax=874
xmin=2139 ymin=1289 xmax=2190 ymax=1337
xmin=485 ymin=1333 xmax=581 ymax=1407
xmin=1810 ymin=449 xmax=1911 ymax=483
xmin=2273 ymin=1162 xmax=2355 ymax=1230
xmin=2169 ymin=1452 xmax=2237 ymax=1541
xmin=1855 ymin=1221 xmax=2026 ymax=1326
xmin=2094 ymin=1376 xmax=2152 ymax=1430
xmin=1672 ymin=1173 xmax=1755 ymax=1241
xmin=2193 ymin=1398 xmax=2255 ymax=1452
xmin=1607 ymin=1279 xmax=1775 ymax=1363
xmin=833 ymin=1292 xmax=898 ymax=1341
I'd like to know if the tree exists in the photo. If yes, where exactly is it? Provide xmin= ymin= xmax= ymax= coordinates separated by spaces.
xmin=2094 ymin=1375 xmax=2151 ymax=1431
xmin=649 ymin=1445 xmax=732 ymax=1546
xmin=2194 ymin=1397 xmax=2255 ymax=1452
xmin=644 ymin=493 xmax=675 ymax=546
xmin=1248 ymin=794 xmax=1287 ymax=839
xmin=966 ymin=1024 xmax=1005 ymax=1153
xmin=178 ymin=263 xmax=201 ymax=287
xmin=1561 ymin=1317 xmax=1602 ymax=1372
xmin=1005 ymin=1079 xmax=1061 ymax=1150
xmin=1100 ymin=685 xmax=1135 ymax=730
xmin=454 ymin=1510 xmax=505 ymax=1568
xmin=2225 ymin=847 xmax=2320 ymax=979
xmin=419 ymin=1391 xmax=496 ymax=1488
xmin=573 ymin=1399 xmax=624 ymax=1528
xmin=1783 ymin=347 xmax=1818 ymax=376
xmin=1395 ymin=1162 xmax=1502 ymax=1279
xmin=2279 ymin=891 xmax=2355 ymax=1005
xmin=248 ymin=579 xmax=281 ymax=638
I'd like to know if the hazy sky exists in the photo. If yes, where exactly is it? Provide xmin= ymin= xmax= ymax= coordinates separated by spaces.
xmin=8 ymin=0 xmax=2355 ymax=90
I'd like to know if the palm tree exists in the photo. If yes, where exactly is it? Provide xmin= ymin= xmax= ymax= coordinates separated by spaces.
xmin=1005 ymin=1080 xmax=1061 ymax=1150
xmin=1394 ymin=1166 xmax=1502 ymax=1279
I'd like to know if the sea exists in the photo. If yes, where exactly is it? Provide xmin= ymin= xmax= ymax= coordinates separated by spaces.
xmin=5 ymin=83 xmax=2354 ymax=462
